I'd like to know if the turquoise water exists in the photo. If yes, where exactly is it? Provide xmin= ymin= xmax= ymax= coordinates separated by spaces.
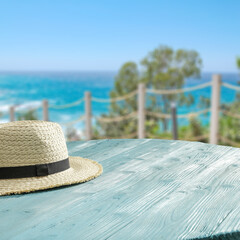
xmin=0 ymin=72 xmax=114 ymax=125
xmin=0 ymin=71 xmax=239 ymax=133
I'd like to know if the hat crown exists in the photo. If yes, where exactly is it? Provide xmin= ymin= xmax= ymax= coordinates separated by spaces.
xmin=0 ymin=121 xmax=68 ymax=167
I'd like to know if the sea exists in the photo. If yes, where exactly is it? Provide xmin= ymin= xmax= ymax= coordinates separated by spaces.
xmin=0 ymin=71 xmax=239 ymax=136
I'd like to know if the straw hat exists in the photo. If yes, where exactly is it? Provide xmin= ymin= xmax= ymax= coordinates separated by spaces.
xmin=0 ymin=120 xmax=102 ymax=196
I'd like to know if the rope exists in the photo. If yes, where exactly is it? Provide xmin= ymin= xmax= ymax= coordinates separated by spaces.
xmin=146 ymin=82 xmax=212 ymax=95
xmin=221 ymin=110 xmax=240 ymax=120
xmin=146 ymin=111 xmax=171 ymax=119
xmin=97 ymin=112 xmax=137 ymax=123
xmin=92 ymin=90 xmax=137 ymax=103
xmin=15 ymin=105 xmax=42 ymax=114
xmin=146 ymin=108 xmax=210 ymax=119
xmin=219 ymin=136 xmax=240 ymax=148
xmin=61 ymin=115 xmax=85 ymax=126
xmin=178 ymin=108 xmax=211 ymax=118
xmin=50 ymin=98 xmax=84 ymax=110
xmin=222 ymin=82 xmax=240 ymax=91
xmin=182 ymin=134 xmax=209 ymax=141
xmin=145 ymin=133 xmax=172 ymax=140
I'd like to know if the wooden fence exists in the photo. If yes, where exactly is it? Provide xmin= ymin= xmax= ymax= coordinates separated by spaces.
xmin=6 ymin=74 xmax=240 ymax=145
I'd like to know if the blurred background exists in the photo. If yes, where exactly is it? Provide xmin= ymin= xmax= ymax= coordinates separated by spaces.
xmin=0 ymin=0 xmax=240 ymax=145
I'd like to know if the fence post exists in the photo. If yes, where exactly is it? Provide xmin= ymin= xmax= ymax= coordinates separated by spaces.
xmin=85 ymin=91 xmax=92 ymax=140
xmin=210 ymin=74 xmax=221 ymax=144
xmin=42 ymin=99 xmax=49 ymax=121
xmin=171 ymin=103 xmax=178 ymax=140
xmin=9 ymin=106 xmax=15 ymax=122
xmin=138 ymin=83 xmax=145 ymax=139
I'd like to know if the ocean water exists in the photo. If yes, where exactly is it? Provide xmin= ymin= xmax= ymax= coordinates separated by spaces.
xmin=0 ymin=71 xmax=239 ymax=134
xmin=0 ymin=72 xmax=114 ymax=127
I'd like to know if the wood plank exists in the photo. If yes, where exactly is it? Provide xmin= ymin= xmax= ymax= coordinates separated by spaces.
xmin=0 ymin=140 xmax=240 ymax=239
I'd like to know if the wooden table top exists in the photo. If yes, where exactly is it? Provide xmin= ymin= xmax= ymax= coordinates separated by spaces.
xmin=1 ymin=139 xmax=240 ymax=240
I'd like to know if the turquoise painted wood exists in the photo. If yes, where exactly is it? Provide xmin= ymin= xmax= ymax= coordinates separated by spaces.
xmin=1 ymin=139 xmax=240 ymax=240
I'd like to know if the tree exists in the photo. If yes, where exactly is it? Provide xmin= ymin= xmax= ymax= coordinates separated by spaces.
xmin=141 ymin=46 xmax=202 ymax=130
xmin=95 ymin=62 xmax=141 ymax=138
xmin=95 ymin=46 xmax=202 ymax=139
xmin=17 ymin=109 xmax=38 ymax=120
xmin=237 ymin=57 xmax=240 ymax=70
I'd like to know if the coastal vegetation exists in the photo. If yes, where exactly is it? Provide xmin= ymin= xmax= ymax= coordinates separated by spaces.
xmin=17 ymin=109 xmax=38 ymax=121
xmin=218 ymin=57 xmax=240 ymax=146
xmin=4 ymin=54 xmax=240 ymax=145
xmin=94 ymin=45 xmax=204 ymax=140
xmin=94 ymin=50 xmax=240 ymax=144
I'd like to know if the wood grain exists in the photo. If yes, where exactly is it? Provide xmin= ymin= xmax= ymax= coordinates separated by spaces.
xmin=1 ymin=139 xmax=240 ymax=240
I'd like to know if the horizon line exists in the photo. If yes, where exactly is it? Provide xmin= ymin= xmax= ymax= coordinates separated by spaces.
xmin=0 ymin=70 xmax=238 ymax=74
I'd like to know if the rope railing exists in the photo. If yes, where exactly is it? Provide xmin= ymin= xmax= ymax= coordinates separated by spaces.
xmin=178 ymin=108 xmax=211 ymax=119
xmin=146 ymin=108 xmax=210 ymax=119
xmin=50 ymin=98 xmax=84 ymax=110
xmin=219 ymin=136 xmax=240 ymax=148
xmin=146 ymin=111 xmax=171 ymax=119
xmin=221 ymin=110 xmax=240 ymax=120
xmin=6 ymin=77 xmax=230 ymax=144
xmin=49 ymin=89 xmax=137 ymax=110
xmin=97 ymin=112 xmax=137 ymax=123
xmin=46 ymin=81 xmax=235 ymax=112
xmin=146 ymin=133 xmax=172 ymax=140
xmin=146 ymin=82 xmax=212 ymax=95
xmin=182 ymin=134 xmax=209 ymax=141
xmin=221 ymin=82 xmax=240 ymax=91
xmin=219 ymin=82 xmax=240 ymax=147
xmin=92 ymin=90 xmax=137 ymax=103
xmin=61 ymin=115 xmax=85 ymax=126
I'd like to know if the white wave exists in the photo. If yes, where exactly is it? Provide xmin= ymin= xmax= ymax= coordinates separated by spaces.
xmin=14 ymin=101 xmax=42 ymax=112
xmin=0 ymin=118 xmax=9 ymax=124
xmin=0 ymin=104 xmax=12 ymax=112
xmin=0 ymin=100 xmax=42 ymax=113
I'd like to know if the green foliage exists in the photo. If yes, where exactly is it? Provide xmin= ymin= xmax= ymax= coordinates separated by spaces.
xmin=95 ymin=45 xmax=203 ymax=139
xmin=17 ymin=109 xmax=38 ymax=121
xmin=112 ymin=62 xmax=139 ymax=96
xmin=220 ymin=103 xmax=240 ymax=143
xmin=179 ymin=117 xmax=208 ymax=142
xmin=94 ymin=62 xmax=140 ymax=138
xmin=94 ymin=61 xmax=162 ymax=138
xmin=109 ymin=62 xmax=139 ymax=117
xmin=141 ymin=46 xmax=202 ymax=130
xmin=198 ymin=96 xmax=210 ymax=109
xmin=141 ymin=46 xmax=202 ymax=88
xmin=218 ymin=57 xmax=240 ymax=145
xmin=149 ymin=117 xmax=208 ymax=142
xmin=237 ymin=57 xmax=240 ymax=70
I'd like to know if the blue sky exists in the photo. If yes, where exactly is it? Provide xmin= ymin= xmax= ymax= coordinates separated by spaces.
xmin=0 ymin=0 xmax=239 ymax=72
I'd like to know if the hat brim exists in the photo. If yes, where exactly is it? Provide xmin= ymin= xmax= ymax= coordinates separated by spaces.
xmin=0 ymin=157 xmax=102 ymax=196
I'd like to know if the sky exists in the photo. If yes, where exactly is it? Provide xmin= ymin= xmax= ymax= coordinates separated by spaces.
xmin=0 ymin=0 xmax=239 ymax=73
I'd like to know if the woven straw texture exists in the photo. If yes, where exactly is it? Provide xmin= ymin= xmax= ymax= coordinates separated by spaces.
xmin=0 ymin=120 xmax=102 ymax=196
